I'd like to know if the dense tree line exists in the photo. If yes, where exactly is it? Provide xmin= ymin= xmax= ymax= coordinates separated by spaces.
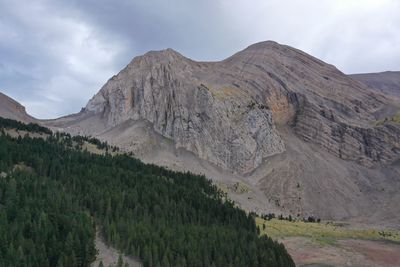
xmin=0 ymin=168 xmax=96 ymax=266
xmin=0 ymin=117 xmax=52 ymax=134
xmin=69 ymin=134 xmax=118 ymax=151
xmin=260 ymin=213 xmax=321 ymax=223
xmin=0 ymin=118 xmax=294 ymax=267
xmin=52 ymin=132 xmax=119 ymax=152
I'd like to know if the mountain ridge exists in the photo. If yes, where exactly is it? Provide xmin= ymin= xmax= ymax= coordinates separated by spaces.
xmin=2 ymin=41 xmax=400 ymax=224
xmin=69 ymin=41 xmax=398 ymax=170
xmin=351 ymin=71 xmax=400 ymax=100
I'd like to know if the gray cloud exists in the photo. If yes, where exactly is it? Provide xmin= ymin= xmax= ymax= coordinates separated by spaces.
xmin=0 ymin=0 xmax=399 ymax=118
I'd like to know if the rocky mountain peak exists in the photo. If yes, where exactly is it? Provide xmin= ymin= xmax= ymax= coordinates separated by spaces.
xmin=50 ymin=41 xmax=400 ymax=174
xmin=2 ymin=41 xmax=400 ymax=224
xmin=243 ymin=40 xmax=283 ymax=51
xmin=83 ymin=45 xmax=285 ymax=174
xmin=126 ymin=48 xmax=189 ymax=68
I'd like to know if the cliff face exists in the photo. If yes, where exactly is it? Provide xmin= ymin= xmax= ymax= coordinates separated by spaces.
xmin=79 ymin=41 xmax=399 ymax=173
xmin=218 ymin=42 xmax=400 ymax=167
xmin=84 ymin=48 xmax=285 ymax=174
xmin=291 ymin=94 xmax=400 ymax=167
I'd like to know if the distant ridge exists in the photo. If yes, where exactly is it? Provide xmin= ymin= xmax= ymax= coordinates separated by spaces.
xmin=0 ymin=92 xmax=36 ymax=123
xmin=351 ymin=71 xmax=400 ymax=99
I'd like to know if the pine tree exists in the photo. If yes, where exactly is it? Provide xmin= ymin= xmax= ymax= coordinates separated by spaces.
xmin=0 ymin=118 xmax=295 ymax=267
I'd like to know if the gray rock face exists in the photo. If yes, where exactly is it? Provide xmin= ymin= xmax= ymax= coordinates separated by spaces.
xmin=224 ymin=42 xmax=400 ymax=167
xmin=84 ymin=48 xmax=285 ymax=174
xmin=81 ymin=41 xmax=400 ymax=172
xmin=292 ymin=94 xmax=400 ymax=167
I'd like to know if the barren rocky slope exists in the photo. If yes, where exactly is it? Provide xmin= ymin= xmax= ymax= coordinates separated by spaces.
xmin=0 ymin=92 xmax=36 ymax=123
xmin=47 ymin=42 xmax=400 ymax=171
xmin=351 ymin=71 xmax=400 ymax=100
xmin=3 ymin=41 xmax=400 ymax=224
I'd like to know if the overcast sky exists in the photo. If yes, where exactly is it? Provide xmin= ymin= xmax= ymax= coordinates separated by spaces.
xmin=1 ymin=0 xmax=399 ymax=118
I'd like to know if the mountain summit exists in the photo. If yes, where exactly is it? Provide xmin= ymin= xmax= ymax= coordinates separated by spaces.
xmin=5 ymin=41 xmax=400 ymax=223
xmin=49 ymin=41 xmax=398 ymax=172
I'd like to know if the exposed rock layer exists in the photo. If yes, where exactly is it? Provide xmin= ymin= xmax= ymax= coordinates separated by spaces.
xmin=83 ymin=48 xmax=286 ymax=173
xmin=51 ymin=41 xmax=399 ymax=173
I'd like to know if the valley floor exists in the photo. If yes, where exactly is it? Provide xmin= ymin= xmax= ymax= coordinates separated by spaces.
xmin=256 ymin=218 xmax=400 ymax=267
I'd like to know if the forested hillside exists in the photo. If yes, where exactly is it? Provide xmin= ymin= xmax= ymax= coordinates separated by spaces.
xmin=0 ymin=118 xmax=294 ymax=267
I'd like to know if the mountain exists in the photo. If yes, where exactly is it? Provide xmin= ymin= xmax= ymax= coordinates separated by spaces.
xmin=47 ymin=41 xmax=399 ymax=169
xmin=351 ymin=71 xmax=400 ymax=100
xmin=3 ymin=41 xmax=400 ymax=224
xmin=0 ymin=92 xmax=36 ymax=123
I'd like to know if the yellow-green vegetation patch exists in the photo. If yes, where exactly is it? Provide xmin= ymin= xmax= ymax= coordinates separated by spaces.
xmin=256 ymin=217 xmax=400 ymax=243
xmin=229 ymin=181 xmax=251 ymax=194
xmin=200 ymin=83 xmax=248 ymax=101
xmin=375 ymin=111 xmax=400 ymax=126
xmin=215 ymin=181 xmax=251 ymax=194
xmin=79 ymin=141 xmax=119 ymax=156
xmin=81 ymin=142 xmax=106 ymax=155
xmin=314 ymin=236 xmax=338 ymax=246
xmin=215 ymin=181 xmax=229 ymax=194
xmin=393 ymin=112 xmax=400 ymax=123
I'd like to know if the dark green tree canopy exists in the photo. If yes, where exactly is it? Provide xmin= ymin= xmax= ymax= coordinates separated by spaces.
xmin=0 ymin=118 xmax=294 ymax=267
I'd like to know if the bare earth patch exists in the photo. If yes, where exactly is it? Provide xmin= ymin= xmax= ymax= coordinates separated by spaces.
xmin=279 ymin=236 xmax=400 ymax=267
xmin=256 ymin=218 xmax=400 ymax=266
xmin=340 ymin=239 xmax=400 ymax=267
xmin=281 ymin=236 xmax=360 ymax=267
xmin=91 ymin=231 xmax=142 ymax=267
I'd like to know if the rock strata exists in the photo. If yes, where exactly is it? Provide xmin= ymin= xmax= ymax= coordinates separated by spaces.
xmin=84 ymin=49 xmax=285 ymax=173
xmin=50 ymin=41 xmax=400 ymax=173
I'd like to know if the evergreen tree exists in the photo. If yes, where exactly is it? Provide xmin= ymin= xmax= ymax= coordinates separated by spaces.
xmin=0 ymin=117 xmax=295 ymax=267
